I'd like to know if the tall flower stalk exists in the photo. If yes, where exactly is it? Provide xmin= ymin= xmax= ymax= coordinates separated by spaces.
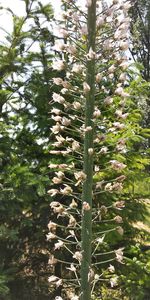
xmin=81 ymin=1 xmax=96 ymax=299
xmin=47 ymin=0 xmax=131 ymax=299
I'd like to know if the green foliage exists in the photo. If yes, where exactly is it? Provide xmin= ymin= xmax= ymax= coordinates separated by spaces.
xmin=0 ymin=0 xmax=149 ymax=299
xmin=0 ymin=274 xmax=10 ymax=298
xmin=0 ymin=1 xmax=54 ymax=299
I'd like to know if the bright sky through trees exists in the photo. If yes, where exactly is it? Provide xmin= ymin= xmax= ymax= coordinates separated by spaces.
xmin=0 ymin=0 xmax=61 ymax=37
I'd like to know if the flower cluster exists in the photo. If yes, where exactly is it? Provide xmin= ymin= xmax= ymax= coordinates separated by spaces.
xmin=47 ymin=0 xmax=131 ymax=297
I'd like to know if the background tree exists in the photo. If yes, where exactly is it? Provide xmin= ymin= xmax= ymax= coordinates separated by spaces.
xmin=129 ymin=0 xmax=150 ymax=146
xmin=0 ymin=1 xmax=55 ymax=299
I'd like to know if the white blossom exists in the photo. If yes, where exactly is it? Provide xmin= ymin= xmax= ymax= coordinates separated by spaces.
xmin=61 ymin=88 xmax=68 ymax=95
xmin=108 ymin=65 xmax=116 ymax=74
xmin=48 ymin=254 xmax=57 ymax=265
xmin=53 ymin=204 xmax=66 ymax=216
xmin=56 ymin=135 xmax=65 ymax=143
xmin=59 ymin=28 xmax=69 ymax=38
xmin=71 ymin=296 xmax=79 ymax=300
xmin=51 ymin=123 xmax=64 ymax=134
xmin=68 ymin=215 xmax=76 ymax=227
xmin=110 ymin=276 xmax=118 ymax=287
xmin=60 ymin=184 xmax=73 ymax=195
xmin=103 ymin=40 xmax=113 ymax=50
xmin=52 ymin=176 xmax=62 ymax=184
xmin=114 ymin=215 xmax=123 ymax=223
xmin=108 ymin=73 xmax=114 ymax=79
xmin=115 ymin=248 xmax=124 ymax=263
xmin=113 ymin=122 xmax=125 ymax=129
xmin=88 ymin=148 xmax=94 ymax=156
xmin=80 ymin=25 xmax=88 ymax=35
xmin=104 ymin=96 xmax=113 ymax=105
xmin=48 ymin=275 xmax=58 ymax=283
xmin=85 ymin=0 xmax=92 ymax=7
xmin=115 ymin=86 xmax=124 ymax=96
xmin=113 ymin=201 xmax=125 ymax=210
xmin=62 ymin=80 xmax=71 ymax=89
xmin=108 ymin=264 xmax=115 ymax=273
xmin=74 ymin=171 xmax=86 ymax=185
xmin=117 ymin=226 xmax=124 ymax=235
xmin=46 ymin=232 xmax=56 ymax=241
xmin=54 ymin=240 xmax=64 ymax=250
xmin=93 ymin=108 xmax=101 ymax=118
xmin=51 ymin=115 xmax=62 ymax=122
xmin=73 ymin=101 xmax=81 ymax=110
xmin=97 ymin=16 xmax=105 ymax=27
xmin=47 ymin=221 xmax=57 ymax=232
xmin=66 ymin=44 xmax=77 ymax=55
xmin=110 ymin=160 xmax=126 ymax=171
xmin=72 ymin=140 xmax=80 ymax=151
xmin=47 ymin=189 xmax=58 ymax=196
xmin=53 ymin=77 xmax=63 ymax=85
xmin=73 ymin=251 xmax=83 ymax=262
xmin=84 ymin=126 xmax=92 ymax=132
xmin=51 ymin=108 xmax=61 ymax=115
xmin=55 ymin=171 xmax=64 ymax=179
xmin=119 ymin=40 xmax=129 ymax=51
xmin=87 ymin=47 xmax=96 ymax=60
xmin=72 ymin=12 xmax=79 ymax=22
xmin=122 ymin=1 xmax=131 ymax=12
xmin=96 ymin=73 xmax=102 ymax=83
xmin=52 ymin=93 xmax=65 ymax=104
xmin=72 ymin=64 xmax=83 ymax=73
xmin=53 ymin=41 xmax=66 ymax=52
xmin=55 ymin=297 xmax=63 ymax=300
xmin=96 ymin=235 xmax=105 ymax=244
xmin=48 ymin=163 xmax=58 ymax=169
xmin=82 ymin=202 xmax=91 ymax=211
xmin=62 ymin=117 xmax=71 ymax=126
xmin=119 ymin=60 xmax=128 ymax=70
xmin=99 ymin=146 xmax=108 ymax=154
xmin=66 ymin=263 xmax=76 ymax=272
xmin=69 ymin=199 xmax=78 ymax=208
xmin=52 ymin=60 xmax=65 ymax=71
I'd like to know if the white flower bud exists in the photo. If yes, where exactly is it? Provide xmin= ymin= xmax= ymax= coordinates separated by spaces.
xmin=73 ymin=101 xmax=81 ymax=110
xmin=93 ymin=108 xmax=101 ymax=118
xmin=108 ymin=65 xmax=116 ymax=74
xmin=59 ymin=28 xmax=69 ymax=38
xmin=53 ymin=77 xmax=63 ymax=85
xmin=52 ymin=60 xmax=65 ymax=71
xmin=54 ymin=240 xmax=64 ymax=250
xmin=96 ymin=73 xmax=102 ymax=82
xmin=87 ymin=47 xmax=96 ymax=60
xmin=73 ymin=251 xmax=83 ymax=262
xmin=104 ymin=96 xmax=113 ymax=105
xmin=72 ymin=64 xmax=83 ymax=73
xmin=119 ymin=41 xmax=129 ymax=51
xmin=85 ymin=0 xmax=92 ymax=7
xmin=97 ymin=16 xmax=105 ymax=27
xmin=88 ymin=148 xmax=94 ymax=155
xmin=83 ymin=82 xmax=91 ymax=94
xmin=114 ymin=216 xmax=123 ymax=223
xmin=108 ymin=264 xmax=115 ymax=273
xmin=83 ymin=202 xmax=91 ymax=211
xmin=52 ymin=93 xmax=65 ymax=104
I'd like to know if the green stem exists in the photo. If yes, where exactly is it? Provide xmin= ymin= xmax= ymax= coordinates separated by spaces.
xmin=81 ymin=1 xmax=96 ymax=299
